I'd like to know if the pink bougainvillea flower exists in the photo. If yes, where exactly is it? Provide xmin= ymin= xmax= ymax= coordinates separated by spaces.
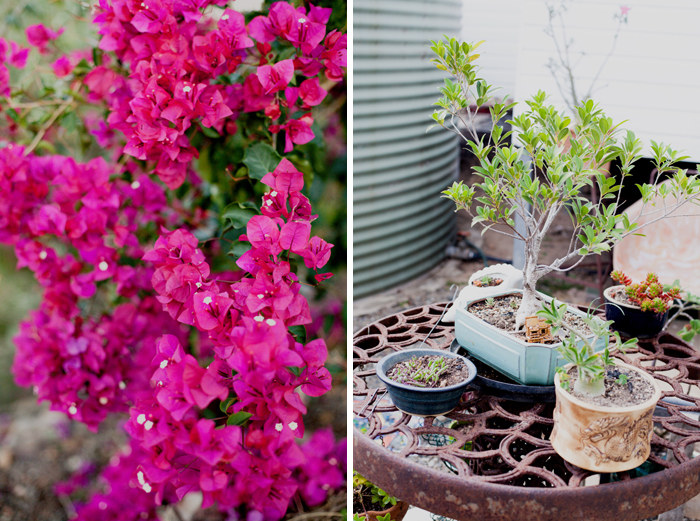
xmin=300 ymin=236 xmax=333 ymax=270
xmin=52 ymin=55 xmax=73 ymax=77
xmin=243 ymin=73 xmax=274 ymax=113
xmin=287 ymin=18 xmax=326 ymax=56
xmin=8 ymin=42 xmax=29 ymax=69
xmin=25 ymin=24 xmax=64 ymax=54
xmin=269 ymin=114 xmax=315 ymax=153
xmin=299 ymin=78 xmax=327 ymax=108
xmin=257 ymin=59 xmax=294 ymax=95
xmin=621 ymin=5 xmax=631 ymax=15
xmin=321 ymin=30 xmax=347 ymax=82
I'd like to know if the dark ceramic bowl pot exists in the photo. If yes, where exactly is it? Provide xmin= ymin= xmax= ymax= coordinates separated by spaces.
xmin=604 ymin=285 xmax=668 ymax=338
xmin=376 ymin=348 xmax=477 ymax=416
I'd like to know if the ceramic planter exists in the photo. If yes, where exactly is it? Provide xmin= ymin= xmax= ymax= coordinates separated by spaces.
xmin=550 ymin=361 xmax=662 ymax=472
xmin=362 ymin=500 xmax=410 ymax=521
xmin=454 ymin=289 xmax=608 ymax=386
xmin=376 ymin=348 xmax=477 ymax=416
xmin=604 ymin=285 xmax=668 ymax=338
xmin=442 ymin=263 xmax=524 ymax=322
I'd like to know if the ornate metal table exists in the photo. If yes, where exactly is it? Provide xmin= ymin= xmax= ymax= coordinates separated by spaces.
xmin=353 ymin=303 xmax=700 ymax=521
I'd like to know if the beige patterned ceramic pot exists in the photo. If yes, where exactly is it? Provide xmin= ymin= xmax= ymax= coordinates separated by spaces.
xmin=550 ymin=361 xmax=661 ymax=472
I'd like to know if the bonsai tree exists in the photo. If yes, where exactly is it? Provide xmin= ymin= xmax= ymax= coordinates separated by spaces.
xmin=429 ymin=37 xmax=700 ymax=329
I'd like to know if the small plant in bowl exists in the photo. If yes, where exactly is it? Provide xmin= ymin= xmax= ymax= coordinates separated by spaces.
xmin=473 ymin=275 xmax=503 ymax=287
xmin=605 ymin=271 xmax=681 ymax=337
xmin=353 ymin=471 xmax=408 ymax=521
xmin=538 ymin=301 xmax=661 ymax=472
xmin=376 ymin=349 xmax=477 ymax=416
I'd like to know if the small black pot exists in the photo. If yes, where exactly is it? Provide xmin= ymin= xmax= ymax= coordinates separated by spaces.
xmin=604 ymin=286 xmax=668 ymax=338
xmin=376 ymin=349 xmax=477 ymax=416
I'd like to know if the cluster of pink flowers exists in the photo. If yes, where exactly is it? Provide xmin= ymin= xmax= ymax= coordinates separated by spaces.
xmin=123 ymin=158 xmax=336 ymax=515
xmin=2 ymin=1 xmax=346 ymax=518
xmin=85 ymin=0 xmax=346 ymax=188
xmin=0 ymin=144 xmax=183 ymax=429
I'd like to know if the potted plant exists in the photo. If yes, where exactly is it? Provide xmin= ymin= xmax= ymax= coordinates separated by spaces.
xmin=375 ymin=349 xmax=477 ymax=416
xmin=442 ymin=263 xmax=523 ymax=322
xmin=605 ymin=271 xmax=681 ymax=338
xmin=428 ymin=37 xmax=700 ymax=384
xmin=538 ymin=301 xmax=661 ymax=472
xmin=353 ymin=472 xmax=409 ymax=521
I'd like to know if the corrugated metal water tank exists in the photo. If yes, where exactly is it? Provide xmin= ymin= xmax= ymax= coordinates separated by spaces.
xmin=353 ymin=0 xmax=462 ymax=299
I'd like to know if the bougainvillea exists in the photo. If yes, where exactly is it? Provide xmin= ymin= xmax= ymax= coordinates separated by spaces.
xmin=1 ymin=0 xmax=346 ymax=519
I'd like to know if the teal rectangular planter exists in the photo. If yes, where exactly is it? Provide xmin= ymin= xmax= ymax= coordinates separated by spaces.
xmin=455 ymin=289 xmax=608 ymax=385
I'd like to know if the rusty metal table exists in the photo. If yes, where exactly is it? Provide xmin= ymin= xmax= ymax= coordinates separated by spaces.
xmin=353 ymin=303 xmax=700 ymax=521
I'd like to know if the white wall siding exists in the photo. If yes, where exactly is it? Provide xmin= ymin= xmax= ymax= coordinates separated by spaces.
xmin=514 ymin=0 xmax=700 ymax=161
xmin=461 ymin=0 xmax=523 ymax=97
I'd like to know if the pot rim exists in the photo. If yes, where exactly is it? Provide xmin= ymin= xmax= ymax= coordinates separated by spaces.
xmin=554 ymin=360 xmax=662 ymax=413
xmin=376 ymin=348 xmax=477 ymax=393
xmin=604 ymin=285 xmax=669 ymax=317
xmin=604 ymin=285 xmax=645 ymax=311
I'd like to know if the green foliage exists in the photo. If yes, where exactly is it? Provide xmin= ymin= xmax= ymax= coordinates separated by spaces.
xmin=353 ymin=471 xmax=398 ymax=521
xmin=390 ymin=356 xmax=449 ymax=388
xmin=430 ymin=36 xmax=700 ymax=296
xmin=243 ymin=143 xmax=283 ymax=181
xmin=537 ymin=300 xmax=638 ymax=394
xmin=616 ymin=374 xmax=628 ymax=385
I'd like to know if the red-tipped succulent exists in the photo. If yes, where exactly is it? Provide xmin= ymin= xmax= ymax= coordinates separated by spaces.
xmin=611 ymin=271 xmax=681 ymax=314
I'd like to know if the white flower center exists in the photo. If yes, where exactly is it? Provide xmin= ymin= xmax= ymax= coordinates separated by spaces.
xmin=222 ymin=14 xmax=229 ymax=20
xmin=196 ymin=282 xmax=202 ymax=288
xmin=144 ymin=420 xmax=154 ymax=431
xmin=159 ymin=360 xmax=168 ymax=369
xmin=270 ymin=191 xmax=277 ymax=197
xmin=98 ymin=261 xmax=109 ymax=271
xmin=254 ymin=315 xmax=264 ymax=322
xmin=183 ymin=86 xmax=192 ymax=93
xmin=119 ymin=381 xmax=126 ymax=390
xmin=68 ymin=404 xmax=77 ymax=415
xmin=266 ymin=319 xmax=276 ymax=326
xmin=257 ymin=294 xmax=264 ymax=299
xmin=99 ymin=397 xmax=108 ymax=405
xmin=137 ymin=414 xmax=146 ymax=425
xmin=131 ymin=180 xmax=140 ymax=189
xmin=203 ymin=296 xmax=213 ymax=305
xmin=289 ymin=422 xmax=298 ymax=430
xmin=329 ymin=458 xmax=338 ymax=466
xmin=299 ymin=18 xmax=306 ymax=23
xmin=39 ymin=251 xmax=47 ymax=260
xmin=275 ymin=423 xmax=283 ymax=432
xmin=137 ymin=471 xmax=145 ymax=485
xmin=143 ymin=483 xmax=152 ymax=493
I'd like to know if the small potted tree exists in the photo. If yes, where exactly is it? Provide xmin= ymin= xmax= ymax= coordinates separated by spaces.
xmin=429 ymin=37 xmax=700 ymax=384
xmin=537 ymin=301 xmax=661 ymax=472
xmin=605 ymin=271 xmax=680 ymax=338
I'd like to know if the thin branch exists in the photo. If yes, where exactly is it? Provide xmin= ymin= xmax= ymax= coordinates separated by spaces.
xmin=24 ymin=100 xmax=74 ymax=155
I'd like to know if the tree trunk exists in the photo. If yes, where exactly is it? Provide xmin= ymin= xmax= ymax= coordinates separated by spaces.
xmin=515 ymin=248 xmax=540 ymax=329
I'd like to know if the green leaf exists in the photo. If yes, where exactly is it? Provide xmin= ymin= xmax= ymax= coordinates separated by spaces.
xmin=227 ymin=411 xmax=253 ymax=426
xmin=221 ymin=201 xmax=259 ymax=229
xmin=227 ymin=241 xmax=252 ymax=258
xmin=200 ymin=124 xmax=221 ymax=139
xmin=289 ymin=325 xmax=307 ymax=344
xmin=286 ymin=366 xmax=303 ymax=377
xmin=243 ymin=143 xmax=283 ymax=180
xmin=219 ymin=397 xmax=236 ymax=413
